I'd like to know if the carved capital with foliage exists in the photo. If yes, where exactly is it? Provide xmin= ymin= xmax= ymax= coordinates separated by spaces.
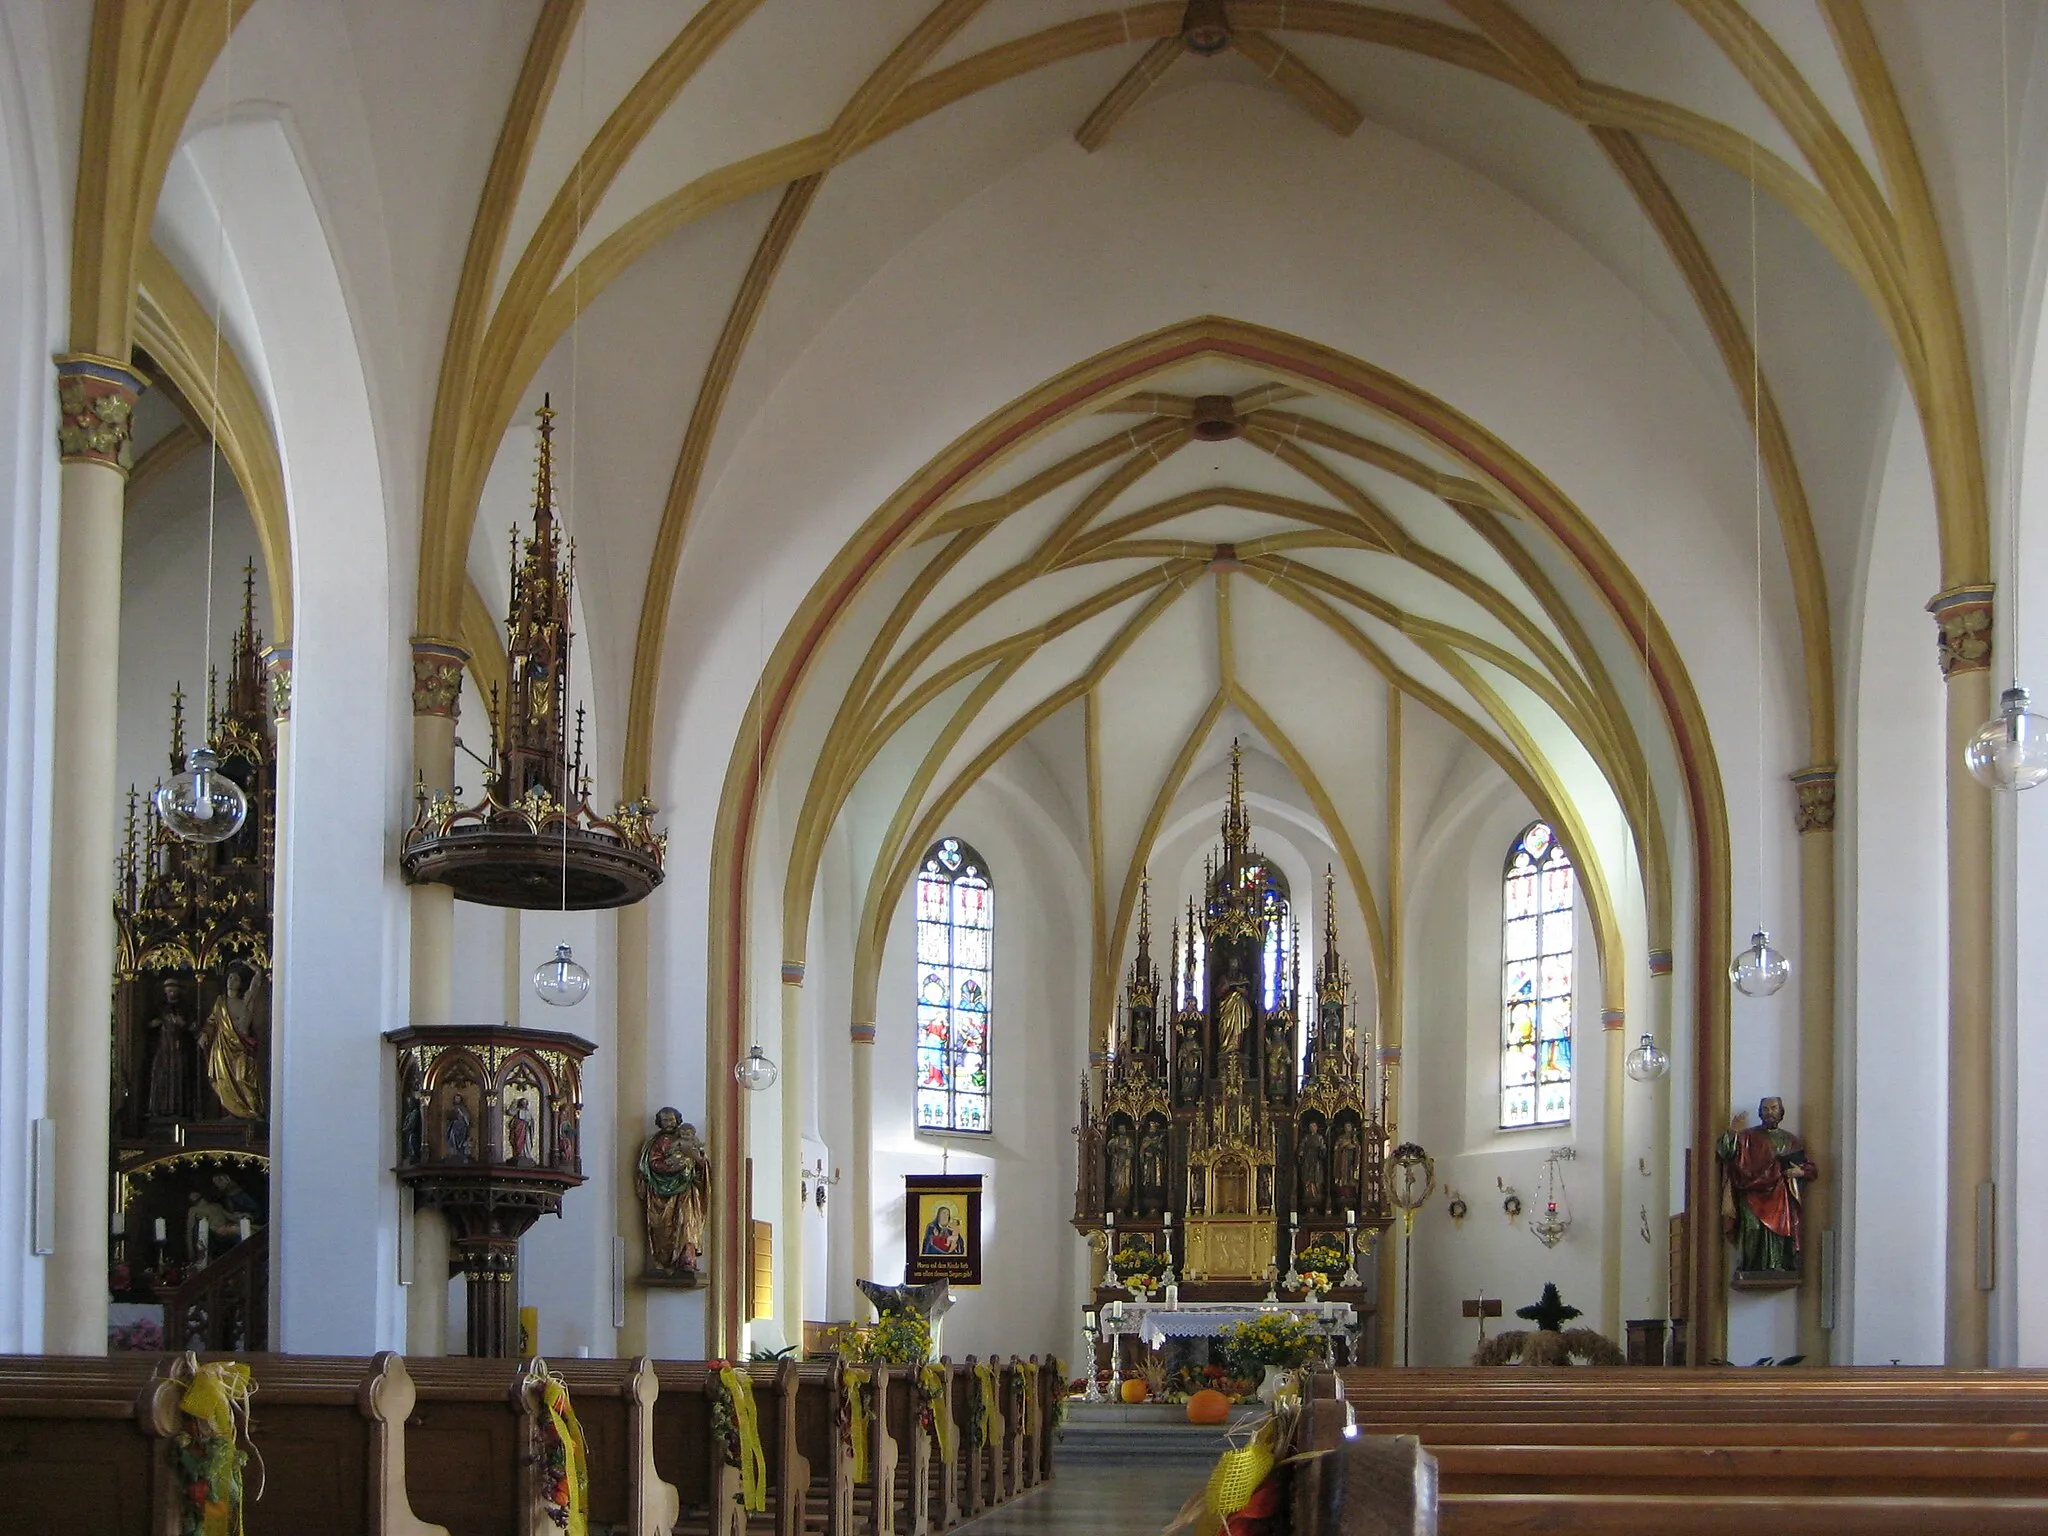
xmin=1927 ymin=585 xmax=1994 ymax=678
xmin=1790 ymin=766 xmax=1836 ymax=834
xmin=54 ymin=354 xmax=146 ymax=471
xmin=261 ymin=644 xmax=293 ymax=724
xmin=410 ymin=638 xmax=467 ymax=718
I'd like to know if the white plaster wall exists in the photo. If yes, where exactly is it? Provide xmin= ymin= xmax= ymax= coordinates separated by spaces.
xmin=1842 ymin=384 xmax=1947 ymax=1365
xmin=861 ymin=768 xmax=1086 ymax=1362
xmin=116 ymin=453 xmax=268 ymax=817
xmin=157 ymin=115 xmax=415 ymax=1353
xmin=1403 ymin=780 xmax=1610 ymax=1366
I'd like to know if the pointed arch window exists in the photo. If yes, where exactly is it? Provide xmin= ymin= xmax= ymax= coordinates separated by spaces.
xmin=915 ymin=837 xmax=992 ymax=1134
xmin=1501 ymin=821 xmax=1573 ymax=1128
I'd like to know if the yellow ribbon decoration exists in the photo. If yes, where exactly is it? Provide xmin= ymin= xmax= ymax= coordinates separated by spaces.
xmin=177 ymin=1361 xmax=254 ymax=1536
xmin=920 ymin=1363 xmax=956 ymax=1463
xmin=718 ymin=1366 xmax=768 ymax=1514
xmin=531 ymin=1364 xmax=590 ymax=1536
xmin=844 ymin=1367 xmax=870 ymax=1483
xmin=974 ymin=1364 xmax=999 ymax=1448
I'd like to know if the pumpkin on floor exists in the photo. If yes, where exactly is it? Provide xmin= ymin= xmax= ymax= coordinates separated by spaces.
xmin=1185 ymin=1388 xmax=1231 ymax=1424
xmin=1119 ymin=1378 xmax=1149 ymax=1404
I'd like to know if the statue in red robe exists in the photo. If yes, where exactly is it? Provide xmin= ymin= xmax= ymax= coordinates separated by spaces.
xmin=1716 ymin=1097 xmax=1817 ymax=1277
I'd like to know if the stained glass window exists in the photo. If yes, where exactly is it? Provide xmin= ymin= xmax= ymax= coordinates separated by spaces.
xmin=1501 ymin=821 xmax=1573 ymax=1128
xmin=1226 ymin=858 xmax=1291 ymax=1010
xmin=914 ymin=836 xmax=992 ymax=1134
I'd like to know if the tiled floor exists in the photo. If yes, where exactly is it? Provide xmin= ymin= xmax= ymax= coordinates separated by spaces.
xmin=951 ymin=1457 xmax=1211 ymax=1532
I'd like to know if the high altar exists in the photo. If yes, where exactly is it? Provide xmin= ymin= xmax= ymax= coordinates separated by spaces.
xmin=1073 ymin=745 xmax=1392 ymax=1336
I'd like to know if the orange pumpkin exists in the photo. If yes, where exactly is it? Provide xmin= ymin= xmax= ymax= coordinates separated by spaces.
xmin=1185 ymin=1388 xmax=1231 ymax=1425
xmin=1118 ymin=1378 xmax=1150 ymax=1404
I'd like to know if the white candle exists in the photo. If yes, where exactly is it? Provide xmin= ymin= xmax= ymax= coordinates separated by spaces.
xmin=110 ymin=1209 xmax=124 ymax=1236
xmin=238 ymin=1217 xmax=251 ymax=1242
xmin=1291 ymin=1212 xmax=1299 ymax=1228
xmin=1347 ymin=1208 xmax=1357 ymax=1226
xmin=1164 ymin=1211 xmax=1173 ymax=1228
xmin=153 ymin=1218 xmax=166 ymax=1242
xmin=1105 ymin=1211 xmax=1115 ymax=1228
xmin=197 ymin=1218 xmax=209 ymax=1249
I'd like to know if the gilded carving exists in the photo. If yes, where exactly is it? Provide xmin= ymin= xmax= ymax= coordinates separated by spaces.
xmin=1927 ymin=587 xmax=1994 ymax=678
xmin=411 ymin=643 xmax=466 ymax=718
xmin=261 ymin=644 xmax=292 ymax=724
xmin=55 ymin=358 xmax=143 ymax=471
xmin=1792 ymin=769 xmax=1836 ymax=834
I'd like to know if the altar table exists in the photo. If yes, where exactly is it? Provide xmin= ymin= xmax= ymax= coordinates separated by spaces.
xmin=1099 ymin=1300 xmax=1358 ymax=1352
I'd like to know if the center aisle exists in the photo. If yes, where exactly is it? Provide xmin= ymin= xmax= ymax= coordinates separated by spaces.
xmin=953 ymin=1400 xmax=1253 ymax=1533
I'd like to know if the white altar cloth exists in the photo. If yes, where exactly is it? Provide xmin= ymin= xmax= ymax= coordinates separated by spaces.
xmin=1099 ymin=1300 xmax=1357 ymax=1350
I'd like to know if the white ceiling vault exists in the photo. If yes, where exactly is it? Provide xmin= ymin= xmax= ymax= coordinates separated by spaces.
xmin=161 ymin=0 xmax=2034 ymax=1043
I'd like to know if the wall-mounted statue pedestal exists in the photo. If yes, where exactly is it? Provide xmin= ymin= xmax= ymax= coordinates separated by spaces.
xmin=386 ymin=1022 xmax=595 ymax=1356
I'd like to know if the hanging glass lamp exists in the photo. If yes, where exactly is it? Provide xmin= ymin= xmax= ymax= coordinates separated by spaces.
xmin=1625 ymin=1032 xmax=1670 ymax=1082
xmin=155 ymin=747 xmax=248 ymax=844
xmin=734 ymin=1043 xmax=780 ymax=1092
xmin=1965 ymin=684 xmax=2048 ymax=791
xmin=533 ymin=943 xmax=591 ymax=1007
xmin=1729 ymin=930 xmax=1790 ymax=997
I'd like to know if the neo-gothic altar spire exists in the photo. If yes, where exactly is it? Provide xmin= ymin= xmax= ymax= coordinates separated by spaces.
xmin=1221 ymin=737 xmax=1251 ymax=857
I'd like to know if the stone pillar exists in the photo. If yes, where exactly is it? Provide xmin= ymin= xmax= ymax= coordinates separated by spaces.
xmin=614 ymin=902 xmax=649 ymax=1353
xmin=406 ymin=637 xmax=465 ymax=1356
xmin=780 ymin=962 xmax=806 ymax=1345
xmin=44 ymin=355 xmax=144 ymax=1353
xmin=1929 ymin=586 xmax=1995 ymax=1366
xmin=850 ymin=1020 xmax=874 ymax=1316
xmin=1643 ymin=951 xmax=1675 ymax=1354
xmin=1601 ymin=1004 xmax=1626 ymax=1339
xmin=1375 ymin=1043 xmax=1401 ymax=1366
xmin=1790 ymin=767 xmax=1838 ymax=1362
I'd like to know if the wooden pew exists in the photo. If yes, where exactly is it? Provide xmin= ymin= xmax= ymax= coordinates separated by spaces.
xmin=882 ymin=1365 xmax=928 ymax=1536
xmin=1334 ymin=1367 xmax=2048 ymax=1534
xmin=845 ymin=1365 xmax=899 ymax=1536
xmin=964 ymin=1357 xmax=1005 ymax=1511
xmin=653 ymin=1359 xmax=742 ymax=1536
xmin=1004 ymin=1358 xmax=1032 ymax=1494
xmin=544 ymin=1357 xmax=679 ymax=1536
xmin=921 ymin=1362 xmax=962 ymax=1532
xmin=740 ymin=1358 xmax=813 ymax=1536
xmin=232 ymin=1353 xmax=446 ymax=1536
xmin=790 ymin=1358 xmax=851 ymax=1536
xmin=401 ymin=1358 xmax=529 ymax=1536
xmin=0 ymin=1355 xmax=180 ymax=1536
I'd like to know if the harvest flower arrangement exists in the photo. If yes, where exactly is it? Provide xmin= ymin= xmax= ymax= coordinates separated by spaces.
xmin=1222 ymin=1313 xmax=1324 ymax=1378
xmin=1111 ymin=1241 xmax=1169 ymax=1296
xmin=1291 ymin=1239 xmax=1349 ymax=1295
xmin=839 ymin=1312 xmax=933 ymax=1367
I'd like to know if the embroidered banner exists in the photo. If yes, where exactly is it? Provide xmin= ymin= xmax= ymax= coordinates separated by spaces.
xmin=904 ymin=1173 xmax=983 ymax=1286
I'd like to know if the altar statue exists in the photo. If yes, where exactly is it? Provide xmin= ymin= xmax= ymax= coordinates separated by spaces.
xmin=203 ymin=965 xmax=266 ymax=1120
xmin=1332 ymin=1120 xmax=1362 ymax=1209
xmin=1138 ymin=1119 xmax=1168 ymax=1212
xmin=1298 ymin=1119 xmax=1329 ymax=1214
xmin=1264 ymin=1020 xmax=1292 ymax=1099
xmin=145 ymin=977 xmax=196 ymax=1121
xmin=1716 ymin=1096 xmax=1817 ymax=1277
xmin=1217 ymin=982 xmax=1254 ymax=1060
xmin=1106 ymin=1122 xmax=1136 ymax=1211
xmin=638 ymin=1107 xmax=710 ymax=1276
xmin=1177 ymin=1019 xmax=1204 ymax=1103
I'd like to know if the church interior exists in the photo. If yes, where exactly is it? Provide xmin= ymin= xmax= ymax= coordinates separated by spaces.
xmin=9 ymin=0 xmax=2048 ymax=1529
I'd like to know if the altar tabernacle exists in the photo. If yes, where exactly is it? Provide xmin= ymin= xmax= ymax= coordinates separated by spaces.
xmin=1074 ymin=744 xmax=1390 ymax=1343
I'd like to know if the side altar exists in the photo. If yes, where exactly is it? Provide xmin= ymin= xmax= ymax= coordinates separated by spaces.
xmin=1073 ymin=744 xmax=1391 ymax=1366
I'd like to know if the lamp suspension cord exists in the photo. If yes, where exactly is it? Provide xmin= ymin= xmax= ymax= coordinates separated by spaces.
xmin=2002 ymin=0 xmax=2022 ymax=678
xmin=559 ymin=18 xmax=590 ymax=920
xmin=1749 ymin=137 xmax=1766 ymax=914
xmin=201 ymin=0 xmax=235 ymax=713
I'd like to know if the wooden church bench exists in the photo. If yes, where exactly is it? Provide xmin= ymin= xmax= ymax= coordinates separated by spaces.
xmin=0 ymin=1356 xmax=180 ymax=1536
xmin=221 ymin=1353 xmax=444 ymax=1536
xmin=652 ymin=1359 xmax=742 ymax=1535
xmin=787 ymin=1358 xmax=851 ymax=1535
xmin=738 ymin=1358 xmax=813 ymax=1536
xmin=542 ymin=1356 xmax=679 ymax=1536
xmin=881 ymin=1364 xmax=929 ymax=1536
xmin=1428 ymin=1441 xmax=2048 ymax=1497
xmin=846 ymin=1364 xmax=900 ymax=1536
xmin=1438 ymin=1492 xmax=2048 ymax=1534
